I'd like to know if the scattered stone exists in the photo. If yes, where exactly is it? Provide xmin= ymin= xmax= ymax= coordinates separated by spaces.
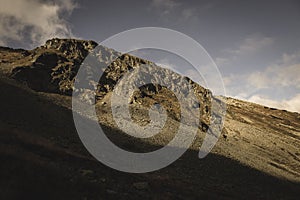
xmin=133 ymin=182 xmax=149 ymax=190
xmin=106 ymin=189 xmax=117 ymax=194
xmin=100 ymin=177 xmax=106 ymax=182
xmin=79 ymin=169 xmax=94 ymax=176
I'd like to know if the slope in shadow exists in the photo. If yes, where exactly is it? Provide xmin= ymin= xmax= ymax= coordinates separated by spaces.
xmin=0 ymin=77 xmax=299 ymax=200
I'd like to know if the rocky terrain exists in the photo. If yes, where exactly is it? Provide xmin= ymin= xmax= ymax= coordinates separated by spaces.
xmin=0 ymin=38 xmax=299 ymax=199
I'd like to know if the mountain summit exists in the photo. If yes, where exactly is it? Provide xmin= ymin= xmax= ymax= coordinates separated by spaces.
xmin=0 ymin=39 xmax=299 ymax=199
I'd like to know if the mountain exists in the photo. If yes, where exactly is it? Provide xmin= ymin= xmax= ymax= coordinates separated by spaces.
xmin=0 ymin=38 xmax=299 ymax=199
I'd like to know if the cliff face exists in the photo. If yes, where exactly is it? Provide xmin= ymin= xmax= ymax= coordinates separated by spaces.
xmin=1 ymin=39 xmax=97 ymax=93
xmin=1 ymin=38 xmax=213 ymax=126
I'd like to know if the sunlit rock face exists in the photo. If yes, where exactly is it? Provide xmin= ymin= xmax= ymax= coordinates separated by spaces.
xmin=2 ymin=38 xmax=213 ymax=126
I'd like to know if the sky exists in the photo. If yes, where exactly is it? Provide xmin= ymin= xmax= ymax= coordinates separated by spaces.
xmin=0 ymin=0 xmax=299 ymax=112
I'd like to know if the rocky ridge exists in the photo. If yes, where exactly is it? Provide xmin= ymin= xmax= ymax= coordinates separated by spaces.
xmin=0 ymin=38 xmax=299 ymax=199
xmin=1 ymin=38 xmax=214 ymax=126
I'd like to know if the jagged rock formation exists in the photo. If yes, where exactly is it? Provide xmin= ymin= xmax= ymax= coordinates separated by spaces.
xmin=1 ymin=38 xmax=213 ymax=126
xmin=0 ymin=39 xmax=97 ymax=93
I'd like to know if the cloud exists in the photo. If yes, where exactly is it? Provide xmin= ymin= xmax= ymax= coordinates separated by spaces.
xmin=226 ymin=36 xmax=274 ymax=55
xmin=248 ymin=63 xmax=300 ymax=89
xmin=150 ymin=0 xmax=201 ymax=23
xmin=216 ymin=35 xmax=274 ymax=67
xmin=181 ymin=8 xmax=197 ymax=21
xmin=248 ymin=94 xmax=300 ymax=113
xmin=0 ymin=0 xmax=77 ymax=48
xmin=282 ymin=50 xmax=300 ymax=65
xmin=223 ymin=50 xmax=300 ymax=113
xmin=247 ymin=52 xmax=300 ymax=89
xmin=151 ymin=0 xmax=179 ymax=16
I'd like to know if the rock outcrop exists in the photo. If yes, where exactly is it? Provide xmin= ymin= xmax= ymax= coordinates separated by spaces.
xmin=1 ymin=38 xmax=213 ymax=126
